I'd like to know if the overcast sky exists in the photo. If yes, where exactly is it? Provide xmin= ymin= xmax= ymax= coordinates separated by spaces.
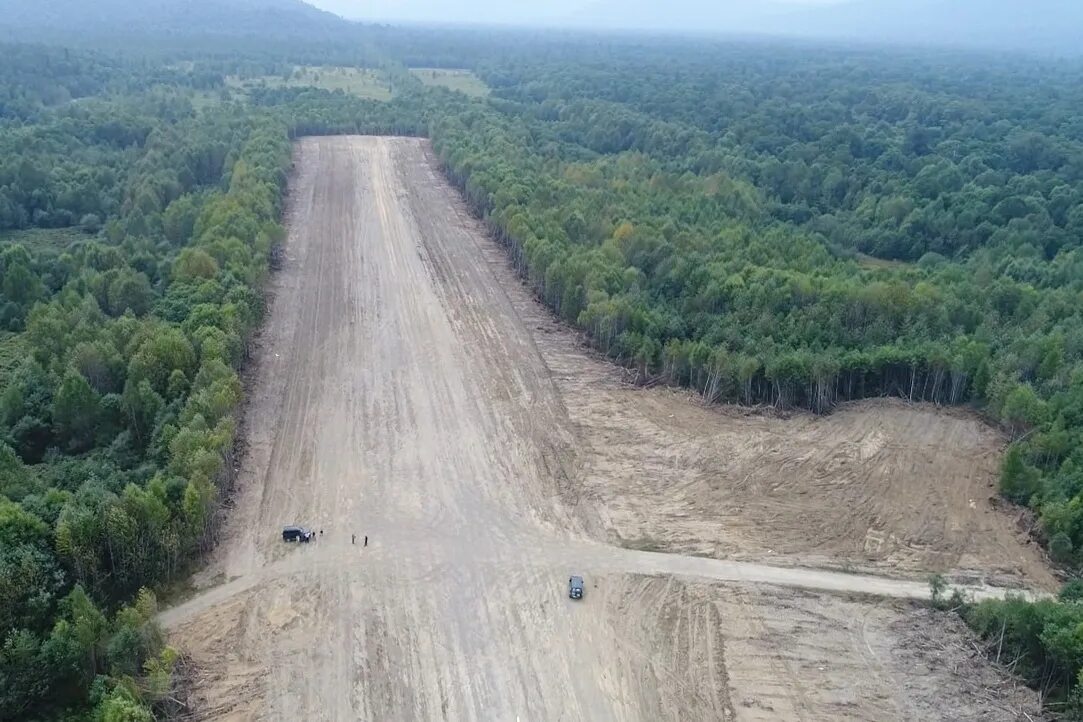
xmin=308 ymin=0 xmax=847 ymax=25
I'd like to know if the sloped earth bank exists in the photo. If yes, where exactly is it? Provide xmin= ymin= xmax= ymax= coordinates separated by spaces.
xmin=167 ymin=137 xmax=1048 ymax=721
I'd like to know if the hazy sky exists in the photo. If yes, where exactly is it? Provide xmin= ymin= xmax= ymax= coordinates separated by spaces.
xmin=309 ymin=0 xmax=846 ymax=25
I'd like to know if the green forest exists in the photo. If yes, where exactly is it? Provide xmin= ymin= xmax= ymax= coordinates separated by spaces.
xmin=0 ymin=46 xmax=295 ymax=719
xmin=2 ymin=21 xmax=1083 ymax=721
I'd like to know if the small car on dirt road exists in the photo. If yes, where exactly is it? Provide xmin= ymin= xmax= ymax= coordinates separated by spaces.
xmin=569 ymin=575 xmax=584 ymax=600
xmin=282 ymin=526 xmax=314 ymax=543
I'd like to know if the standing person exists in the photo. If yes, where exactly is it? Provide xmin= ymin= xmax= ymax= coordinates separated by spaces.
xmin=351 ymin=533 xmax=355 ymax=545
xmin=364 ymin=535 xmax=368 ymax=547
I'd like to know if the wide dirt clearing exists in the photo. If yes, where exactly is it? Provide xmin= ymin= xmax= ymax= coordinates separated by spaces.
xmin=167 ymin=136 xmax=1046 ymax=720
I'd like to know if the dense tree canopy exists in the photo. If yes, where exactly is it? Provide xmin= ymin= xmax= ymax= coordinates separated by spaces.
xmin=0 ymin=44 xmax=295 ymax=719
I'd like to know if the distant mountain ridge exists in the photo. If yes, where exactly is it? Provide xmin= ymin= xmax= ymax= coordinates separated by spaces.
xmin=570 ymin=0 xmax=1083 ymax=55
xmin=792 ymin=0 xmax=1083 ymax=54
xmin=1 ymin=0 xmax=1078 ymax=55
xmin=0 ymin=0 xmax=349 ymax=40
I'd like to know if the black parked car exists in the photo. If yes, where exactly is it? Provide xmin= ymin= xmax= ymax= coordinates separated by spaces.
xmin=282 ymin=526 xmax=314 ymax=543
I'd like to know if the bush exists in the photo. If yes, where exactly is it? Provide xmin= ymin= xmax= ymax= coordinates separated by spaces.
xmin=963 ymin=594 xmax=1083 ymax=702
xmin=1061 ymin=581 xmax=1083 ymax=603
xmin=80 ymin=214 xmax=102 ymax=234
xmin=1052 ymin=533 xmax=1076 ymax=564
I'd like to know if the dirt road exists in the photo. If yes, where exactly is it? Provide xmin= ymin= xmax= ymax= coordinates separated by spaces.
xmin=170 ymin=137 xmax=1045 ymax=721
xmin=163 ymin=540 xmax=1042 ymax=633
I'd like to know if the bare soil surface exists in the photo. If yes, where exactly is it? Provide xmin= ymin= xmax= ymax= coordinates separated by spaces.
xmin=169 ymin=136 xmax=1047 ymax=721
xmin=567 ymin=386 xmax=1055 ymax=586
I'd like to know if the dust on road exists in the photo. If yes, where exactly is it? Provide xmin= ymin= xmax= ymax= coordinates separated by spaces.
xmin=171 ymin=137 xmax=1046 ymax=721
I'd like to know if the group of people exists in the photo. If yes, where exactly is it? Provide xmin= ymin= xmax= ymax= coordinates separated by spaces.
xmin=314 ymin=530 xmax=368 ymax=546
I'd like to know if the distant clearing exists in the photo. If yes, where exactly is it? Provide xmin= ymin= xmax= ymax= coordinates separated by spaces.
xmin=227 ymin=66 xmax=391 ymax=101
xmin=0 ymin=226 xmax=88 ymax=253
xmin=855 ymin=252 xmax=912 ymax=270
xmin=410 ymin=68 xmax=489 ymax=97
xmin=186 ymin=87 xmax=231 ymax=111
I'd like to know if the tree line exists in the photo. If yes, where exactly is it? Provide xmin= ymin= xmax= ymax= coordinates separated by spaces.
xmin=0 ymin=61 xmax=292 ymax=718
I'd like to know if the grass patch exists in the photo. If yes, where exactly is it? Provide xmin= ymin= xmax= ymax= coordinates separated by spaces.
xmin=226 ymin=66 xmax=391 ymax=101
xmin=410 ymin=68 xmax=489 ymax=98
xmin=0 ymin=332 xmax=26 ymax=387
xmin=0 ymin=227 xmax=88 ymax=253
xmin=175 ymin=86 xmax=237 ymax=112
xmin=618 ymin=536 xmax=669 ymax=554
xmin=855 ymin=252 xmax=912 ymax=270
xmin=190 ymin=89 xmax=227 ymax=111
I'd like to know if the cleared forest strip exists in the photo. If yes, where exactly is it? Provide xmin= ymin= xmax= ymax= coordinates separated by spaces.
xmin=167 ymin=136 xmax=1047 ymax=721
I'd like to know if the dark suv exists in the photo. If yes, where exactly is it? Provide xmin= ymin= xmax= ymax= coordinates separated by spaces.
xmin=282 ymin=526 xmax=314 ymax=543
xmin=569 ymin=575 xmax=584 ymax=600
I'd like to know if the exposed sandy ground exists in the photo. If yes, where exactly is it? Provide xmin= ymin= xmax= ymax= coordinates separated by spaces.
xmin=565 ymin=386 xmax=1055 ymax=586
xmin=168 ymin=137 xmax=1047 ymax=721
xmin=597 ymin=577 xmax=1041 ymax=721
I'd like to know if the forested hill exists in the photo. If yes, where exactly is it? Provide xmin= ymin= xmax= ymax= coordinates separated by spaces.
xmin=0 ymin=0 xmax=349 ymax=40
